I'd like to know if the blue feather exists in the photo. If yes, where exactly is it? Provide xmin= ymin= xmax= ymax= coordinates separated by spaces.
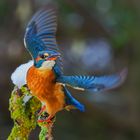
xmin=57 ymin=69 xmax=127 ymax=92
xmin=24 ymin=8 xmax=58 ymax=57
xmin=24 ymin=7 xmax=63 ymax=71
xmin=63 ymin=87 xmax=85 ymax=112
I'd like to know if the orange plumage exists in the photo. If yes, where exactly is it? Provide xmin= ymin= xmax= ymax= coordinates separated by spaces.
xmin=26 ymin=66 xmax=65 ymax=117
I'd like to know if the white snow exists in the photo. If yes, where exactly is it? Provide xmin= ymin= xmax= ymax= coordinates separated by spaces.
xmin=23 ymin=94 xmax=32 ymax=105
xmin=11 ymin=60 xmax=33 ymax=88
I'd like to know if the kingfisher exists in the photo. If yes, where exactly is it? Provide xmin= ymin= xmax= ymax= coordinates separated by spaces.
xmin=12 ymin=7 xmax=127 ymax=123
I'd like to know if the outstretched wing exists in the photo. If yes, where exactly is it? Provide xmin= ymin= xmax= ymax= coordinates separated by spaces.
xmin=24 ymin=6 xmax=62 ymax=69
xmin=57 ymin=69 xmax=127 ymax=92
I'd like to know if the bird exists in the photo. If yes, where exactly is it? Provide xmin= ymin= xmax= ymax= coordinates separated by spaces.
xmin=21 ymin=6 xmax=127 ymax=123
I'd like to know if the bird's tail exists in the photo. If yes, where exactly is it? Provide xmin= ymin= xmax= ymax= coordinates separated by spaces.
xmin=63 ymin=87 xmax=85 ymax=112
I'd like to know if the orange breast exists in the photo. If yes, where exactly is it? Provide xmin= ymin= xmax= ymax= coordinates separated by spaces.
xmin=26 ymin=66 xmax=65 ymax=115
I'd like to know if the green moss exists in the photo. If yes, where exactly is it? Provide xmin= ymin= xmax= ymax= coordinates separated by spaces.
xmin=8 ymin=86 xmax=41 ymax=140
xmin=38 ymin=115 xmax=56 ymax=140
xmin=38 ymin=121 xmax=55 ymax=140
xmin=8 ymin=86 xmax=56 ymax=140
xmin=39 ymin=125 xmax=48 ymax=140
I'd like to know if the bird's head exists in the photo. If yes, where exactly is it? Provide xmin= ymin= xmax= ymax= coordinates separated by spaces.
xmin=34 ymin=51 xmax=60 ymax=70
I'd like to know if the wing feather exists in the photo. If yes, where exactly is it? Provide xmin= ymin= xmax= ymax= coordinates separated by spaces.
xmin=24 ymin=6 xmax=62 ymax=71
xmin=57 ymin=69 xmax=127 ymax=92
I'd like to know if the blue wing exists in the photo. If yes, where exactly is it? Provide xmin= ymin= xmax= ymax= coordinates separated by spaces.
xmin=24 ymin=7 xmax=62 ymax=69
xmin=57 ymin=69 xmax=127 ymax=92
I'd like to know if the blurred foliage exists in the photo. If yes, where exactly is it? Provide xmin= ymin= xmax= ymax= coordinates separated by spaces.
xmin=0 ymin=0 xmax=10 ymax=25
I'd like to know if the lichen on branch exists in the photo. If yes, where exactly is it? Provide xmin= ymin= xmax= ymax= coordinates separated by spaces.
xmin=8 ymin=86 xmax=55 ymax=140
xmin=8 ymin=86 xmax=41 ymax=140
xmin=38 ymin=115 xmax=56 ymax=140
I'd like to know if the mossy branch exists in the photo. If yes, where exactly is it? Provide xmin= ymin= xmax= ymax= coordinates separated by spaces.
xmin=38 ymin=116 xmax=56 ymax=140
xmin=8 ymin=86 xmax=41 ymax=140
xmin=8 ymin=86 xmax=54 ymax=140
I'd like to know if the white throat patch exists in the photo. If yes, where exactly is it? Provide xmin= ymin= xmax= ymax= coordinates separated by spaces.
xmin=39 ymin=60 xmax=55 ymax=70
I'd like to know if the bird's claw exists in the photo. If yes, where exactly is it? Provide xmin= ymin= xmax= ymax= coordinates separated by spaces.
xmin=38 ymin=105 xmax=46 ymax=116
xmin=37 ymin=115 xmax=55 ymax=124
xmin=37 ymin=118 xmax=52 ymax=124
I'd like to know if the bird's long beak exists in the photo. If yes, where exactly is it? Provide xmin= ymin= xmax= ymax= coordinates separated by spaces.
xmin=46 ymin=54 xmax=60 ymax=61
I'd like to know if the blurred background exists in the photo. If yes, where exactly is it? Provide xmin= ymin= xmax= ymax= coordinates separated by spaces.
xmin=0 ymin=0 xmax=139 ymax=139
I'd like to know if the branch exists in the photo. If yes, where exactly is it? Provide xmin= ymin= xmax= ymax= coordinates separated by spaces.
xmin=8 ymin=86 xmax=41 ymax=140
xmin=8 ymin=86 xmax=55 ymax=140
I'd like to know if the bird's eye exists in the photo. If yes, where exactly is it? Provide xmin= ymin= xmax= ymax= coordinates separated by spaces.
xmin=40 ymin=53 xmax=49 ymax=59
xmin=44 ymin=53 xmax=49 ymax=57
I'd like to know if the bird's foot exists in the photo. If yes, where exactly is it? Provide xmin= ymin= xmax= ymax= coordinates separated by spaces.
xmin=38 ymin=115 xmax=55 ymax=140
xmin=37 ymin=115 xmax=55 ymax=124
xmin=38 ymin=105 xmax=46 ymax=116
